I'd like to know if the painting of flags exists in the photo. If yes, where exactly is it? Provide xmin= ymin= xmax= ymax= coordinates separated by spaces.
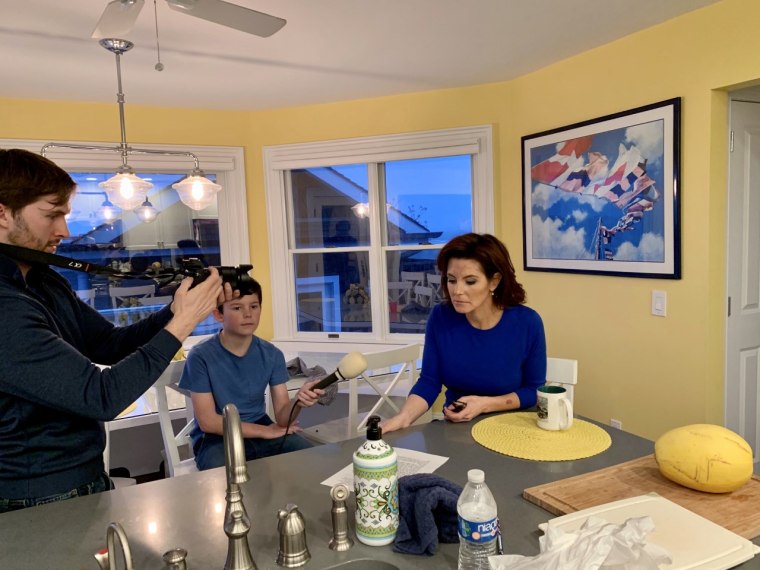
xmin=521 ymin=98 xmax=681 ymax=279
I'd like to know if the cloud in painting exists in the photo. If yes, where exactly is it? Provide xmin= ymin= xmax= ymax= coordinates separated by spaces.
xmin=625 ymin=123 xmax=664 ymax=167
xmin=532 ymin=215 xmax=594 ymax=260
xmin=613 ymin=232 xmax=664 ymax=262
xmin=571 ymin=209 xmax=587 ymax=223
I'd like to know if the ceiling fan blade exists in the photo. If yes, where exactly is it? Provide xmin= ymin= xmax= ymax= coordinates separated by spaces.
xmin=166 ymin=0 xmax=286 ymax=37
xmin=91 ymin=0 xmax=146 ymax=39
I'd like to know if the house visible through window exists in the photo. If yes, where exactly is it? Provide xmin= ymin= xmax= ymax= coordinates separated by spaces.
xmin=265 ymin=126 xmax=493 ymax=343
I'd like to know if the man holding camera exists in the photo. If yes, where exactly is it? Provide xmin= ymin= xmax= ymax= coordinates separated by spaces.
xmin=0 ymin=149 xmax=232 ymax=512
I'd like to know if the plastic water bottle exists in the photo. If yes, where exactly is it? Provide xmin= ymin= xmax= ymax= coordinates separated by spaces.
xmin=457 ymin=469 xmax=498 ymax=570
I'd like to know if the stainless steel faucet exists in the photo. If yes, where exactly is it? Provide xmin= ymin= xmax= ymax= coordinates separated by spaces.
xmin=223 ymin=403 xmax=258 ymax=570
xmin=93 ymin=522 xmax=135 ymax=570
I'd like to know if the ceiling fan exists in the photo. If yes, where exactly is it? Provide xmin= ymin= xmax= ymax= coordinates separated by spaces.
xmin=91 ymin=0 xmax=286 ymax=39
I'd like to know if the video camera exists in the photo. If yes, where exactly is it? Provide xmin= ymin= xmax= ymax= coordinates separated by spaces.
xmin=179 ymin=258 xmax=256 ymax=295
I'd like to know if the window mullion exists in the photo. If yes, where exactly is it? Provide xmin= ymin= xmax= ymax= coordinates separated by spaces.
xmin=366 ymin=163 xmax=386 ymax=340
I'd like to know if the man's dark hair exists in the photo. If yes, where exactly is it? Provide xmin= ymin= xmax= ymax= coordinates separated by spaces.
xmin=217 ymin=277 xmax=263 ymax=313
xmin=0 ymin=149 xmax=75 ymax=212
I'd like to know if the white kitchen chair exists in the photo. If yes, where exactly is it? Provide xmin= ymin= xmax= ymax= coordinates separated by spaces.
xmin=153 ymin=369 xmax=198 ymax=477
xmin=76 ymin=288 xmax=97 ymax=307
xmin=109 ymin=284 xmax=156 ymax=309
xmin=426 ymin=273 xmax=443 ymax=303
xmin=103 ymin=422 xmax=136 ymax=488
xmin=400 ymin=271 xmax=426 ymax=301
xmin=137 ymin=295 xmax=175 ymax=307
xmin=351 ymin=343 xmax=429 ymax=432
xmin=545 ymin=357 xmax=578 ymax=404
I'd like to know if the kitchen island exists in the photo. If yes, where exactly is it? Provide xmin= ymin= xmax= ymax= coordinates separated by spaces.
xmin=0 ymin=417 xmax=757 ymax=569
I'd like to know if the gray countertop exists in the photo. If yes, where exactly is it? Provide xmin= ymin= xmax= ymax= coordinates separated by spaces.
xmin=0 ymin=417 xmax=758 ymax=569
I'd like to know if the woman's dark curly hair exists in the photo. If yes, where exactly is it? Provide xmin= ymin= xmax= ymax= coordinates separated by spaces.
xmin=436 ymin=232 xmax=525 ymax=308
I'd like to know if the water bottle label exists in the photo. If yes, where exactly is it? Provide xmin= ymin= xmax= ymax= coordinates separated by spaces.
xmin=458 ymin=516 xmax=498 ymax=543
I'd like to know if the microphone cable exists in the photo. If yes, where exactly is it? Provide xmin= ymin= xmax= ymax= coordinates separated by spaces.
xmin=277 ymin=399 xmax=301 ymax=455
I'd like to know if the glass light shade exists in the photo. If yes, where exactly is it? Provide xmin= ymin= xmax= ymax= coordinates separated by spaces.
xmin=99 ymin=170 xmax=153 ymax=210
xmin=97 ymin=199 xmax=120 ymax=222
xmin=172 ymin=173 xmax=221 ymax=211
xmin=351 ymin=202 xmax=369 ymax=218
xmin=134 ymin=198 xmax=159 ymax=223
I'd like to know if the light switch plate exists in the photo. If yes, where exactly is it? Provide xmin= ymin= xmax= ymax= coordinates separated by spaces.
xmin=652 ymin=290 xmax=667 ymax=317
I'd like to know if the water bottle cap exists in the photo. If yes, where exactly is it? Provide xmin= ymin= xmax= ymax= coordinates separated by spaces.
xmin=467 ymin=469 xmax=485 ymax=483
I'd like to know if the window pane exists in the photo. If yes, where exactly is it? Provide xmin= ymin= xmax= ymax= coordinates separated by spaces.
xmin=289 ymin=166 xmax=370 ymax=249
xmin=294 ymin=251 xmax=371 ymax=333
xmin=386 ymin=249 xmax=442 ymax=334
xmin=385 ymin=155 xmax=472 ymax=246
xmin=57 ymin=172 xmax=222 ymax=336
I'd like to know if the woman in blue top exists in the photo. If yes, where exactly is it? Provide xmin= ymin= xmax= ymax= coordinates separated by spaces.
xmin=382 ymin=233 xmax=546 ymax=433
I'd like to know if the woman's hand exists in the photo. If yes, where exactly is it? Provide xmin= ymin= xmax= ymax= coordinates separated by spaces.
xmin=379 ymin=414 xmax=410 ymax=434
xmin=442 ymin=396 xmax=487 ymax=423
xmin=295 ymin=378 xmax=325 ymax=408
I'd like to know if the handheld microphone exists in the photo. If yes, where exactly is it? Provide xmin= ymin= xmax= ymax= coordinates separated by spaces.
xmin=311 ymin=352 xmax=368 ymax=390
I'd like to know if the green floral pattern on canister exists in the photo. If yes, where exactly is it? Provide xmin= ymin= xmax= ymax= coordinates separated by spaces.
xmin=353 ymin=417 xmax=398 ymax=546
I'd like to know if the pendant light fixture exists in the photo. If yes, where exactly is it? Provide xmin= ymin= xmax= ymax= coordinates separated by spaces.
xmin=97 ymin=197 xmax=120 ymax=222
xmin=41 ymin=38 xmax=221 ymax=213
xmin=134 ymin=197 xmax=159 ymax=223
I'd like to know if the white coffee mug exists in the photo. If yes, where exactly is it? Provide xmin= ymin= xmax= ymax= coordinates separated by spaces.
xmin=536 ymin=385 xmax=573 ymax=430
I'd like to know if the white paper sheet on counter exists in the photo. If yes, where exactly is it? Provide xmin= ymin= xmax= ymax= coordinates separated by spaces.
xmin=321 ymin=447 xmax=448 ymax=490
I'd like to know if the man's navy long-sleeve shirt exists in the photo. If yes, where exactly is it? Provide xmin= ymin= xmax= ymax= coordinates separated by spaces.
xmin=0 ymin=253 xmax=180 ymax=498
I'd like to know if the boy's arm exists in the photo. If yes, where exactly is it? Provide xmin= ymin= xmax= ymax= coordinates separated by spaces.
xmin=271 ymin=384 xmax=297 ymax=427
xmin=271 ymin=379 xmax=325 ymax=427
xmin=190 ymin=391 xmax=292 ymax=439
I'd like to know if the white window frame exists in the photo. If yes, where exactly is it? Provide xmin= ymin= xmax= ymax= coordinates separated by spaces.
xmin=263 ymin=125 xmax=494 ymax=347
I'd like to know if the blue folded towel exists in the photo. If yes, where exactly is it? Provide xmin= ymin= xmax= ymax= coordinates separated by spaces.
xmin=393 ymin=473 xmax=463 ymax=556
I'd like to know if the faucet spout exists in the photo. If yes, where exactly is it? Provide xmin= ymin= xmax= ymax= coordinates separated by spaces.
xmin=222 ymin=403 xmax=257 ymax=570
xmin=93 ymin=522 xmax=134 ymax=570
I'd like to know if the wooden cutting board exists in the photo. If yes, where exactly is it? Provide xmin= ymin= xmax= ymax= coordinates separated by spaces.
xmin=523 ymin=454 xmax=760 ymax=540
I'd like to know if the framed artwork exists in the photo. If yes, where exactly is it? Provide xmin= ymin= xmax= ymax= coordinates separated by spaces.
xmin=522 ymin=98 xmax=681 ymax=279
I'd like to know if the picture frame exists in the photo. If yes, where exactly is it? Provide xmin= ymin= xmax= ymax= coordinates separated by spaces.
xmin=521 ymin=97 xmax=681 ymax=279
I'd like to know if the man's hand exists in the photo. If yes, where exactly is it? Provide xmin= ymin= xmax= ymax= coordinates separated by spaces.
xmin=165 ymin=268 xmax=223 ymax=342
xmin=217 ymin=281 xmax=239 ymax=306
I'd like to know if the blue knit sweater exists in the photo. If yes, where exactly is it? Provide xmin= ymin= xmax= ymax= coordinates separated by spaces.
xmin=0 ymin=253 xmax=180 ymax=498
xmin=410 ymin=302 xmax=546 ymax=409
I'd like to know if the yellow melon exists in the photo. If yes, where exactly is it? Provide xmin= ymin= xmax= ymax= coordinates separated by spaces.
xmin=654 ymin=424 xmax=754 ymax=493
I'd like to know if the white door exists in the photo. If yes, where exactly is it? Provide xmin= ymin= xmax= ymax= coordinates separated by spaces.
xmin=726 ymin=99 xmax=760 ymax=466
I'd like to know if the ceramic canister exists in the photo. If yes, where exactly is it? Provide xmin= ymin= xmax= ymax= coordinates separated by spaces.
xmin=353 ymin=417 xmax=399 ymax=546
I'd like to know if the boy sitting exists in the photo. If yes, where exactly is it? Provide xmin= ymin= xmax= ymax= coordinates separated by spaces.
xmin=179 ymin=277 xmax=322 ymax=470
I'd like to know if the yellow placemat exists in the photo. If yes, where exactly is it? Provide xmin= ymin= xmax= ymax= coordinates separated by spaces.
xmin=471 ymin=412 xmax=612 ymax=461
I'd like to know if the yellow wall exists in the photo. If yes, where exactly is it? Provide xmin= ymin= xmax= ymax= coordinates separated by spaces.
xmin=2 ymin=0 xmax=759 ymax=440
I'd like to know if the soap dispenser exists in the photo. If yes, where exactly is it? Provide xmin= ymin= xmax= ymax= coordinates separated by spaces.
xmin=352 ymin=415 xmax=399 ymax=546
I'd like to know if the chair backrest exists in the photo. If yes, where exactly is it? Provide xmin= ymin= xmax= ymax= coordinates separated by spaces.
xmin=103 ymin=421 xmax=136 ymax=487
xmin=76 ymin=288 xmax=97 ymax=307
xmin=152 ymin=370 xmax=198 ymax=477
xmin=137 ymin=295 xmax=174 ymax=307
xmin=109 ymin=284 xmax=156 ymax=309
xmin=387 ymin=281 xmax=413 ymax=305
xmin=400 ymin=271 xmax=425 ymax=288
xmin=354 ymin=343 xmax=425 ymax=432
xmin=545 ymin=357 xmax=578 ymax=404
xmin=426 ymin=273 xmax=443 ymax=303
xmin=414 ymin=284 xmax=435 ymax=307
